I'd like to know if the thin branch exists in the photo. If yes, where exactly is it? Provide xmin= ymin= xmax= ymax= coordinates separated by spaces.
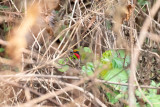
xmin=15 ymin=78 xmax=160 ymax=90
xmin=0 ymin=78 xmax=60 ymax=106
xmin=95 ymin=79 xmax=160 ymax=90
xmin=0 ymin=74 xmax=80 ymax=80
xmin=18 ymin=79 xmax=106 ymax=107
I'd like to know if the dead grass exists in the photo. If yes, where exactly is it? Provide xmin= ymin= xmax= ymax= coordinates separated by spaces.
xmin=0 ymin=0 xmax=159 ymax=106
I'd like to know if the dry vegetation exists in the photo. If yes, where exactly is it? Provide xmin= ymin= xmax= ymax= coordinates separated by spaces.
xmin=0 ymin=0 xmax=160 ymax=106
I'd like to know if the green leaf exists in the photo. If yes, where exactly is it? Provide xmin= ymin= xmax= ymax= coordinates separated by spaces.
xmin=147 ymin=97 xmax=160 ymax=107
xmin=124 ymin=55 xmax=130 ymax=66
xmin=103 ymin=50 xmax=113 ymax=58
xmin=113 ymin=50 xmax=130 ymax=68
xmin=136 ymin=103 xmax=141 ymax=107
xmin=106 ymin=93 xmax=118 ymax=104
xmin=82 ymin=62 xmax=94 ymax=76
xmin=58 ymin=65 xmax=69 ymax=72
xmin=150 ymin=81 xmax=156 ymax=87
xmin=103 ymin=68 xmax=128 ymax=90
xmin=115 ymin=93 xmax=125 ymax=100
xmin=58 ymin=59 xmax=65 ymax=65
xmin=148 ymin=89 xmax=157 ymax=95
xmin=148 ymin=81 xmax=158 ymax=95
xmin=83 ymin=47 xmax=92 ymax=53
xmin=82 ymin=66 xmax=93 ymax=76
xmin=102 ymin=58 xmax=110 ymax=62
xmin=101 ymin=50 xmax=113 ymax=64
xmin=136 ymin=90 xmax=141 ymax=97
xmin=82 ymin=66 xmax=86 ymax=71
xmin=66 ymin=58 xmax=69 ymax=62
xmin=112 ymin=57 xmax=123 ymax=68
xmin=0 ymin=48 xmax=4 ymax=52
xmin=103 ymin=68 xmax=128 ymax=82
xmin=118 ymin=50 xmax=125 ymax=58
xmin=99 ymin=69 xmax=108 ymax=79
xmin=86 ymin=62 xmax=94 ymax=68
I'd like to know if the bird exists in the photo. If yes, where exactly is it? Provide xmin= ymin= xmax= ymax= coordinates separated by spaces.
xmin=73 ymin=49 xmax=80 ymax=60
xmin=70 ymin=49 xmax=81 ymax=67
xmin=71 ymin=47 xmax=94 ymax=66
